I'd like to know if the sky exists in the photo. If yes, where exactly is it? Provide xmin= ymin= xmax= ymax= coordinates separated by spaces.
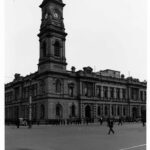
xmin=5 ymin=0 xmax=147 ymax=83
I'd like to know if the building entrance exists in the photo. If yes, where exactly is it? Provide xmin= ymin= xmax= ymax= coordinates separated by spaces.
xmin=85 ymin=105 xmax=91 ymax=119
xmin=132 ymin=107 xmax=138 ymax=120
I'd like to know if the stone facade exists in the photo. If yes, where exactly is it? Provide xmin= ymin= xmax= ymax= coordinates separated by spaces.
xmin=5 ymin=0 xmax=146 ymax=123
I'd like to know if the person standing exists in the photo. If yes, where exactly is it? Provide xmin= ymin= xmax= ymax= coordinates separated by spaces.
xmin=16 ymin=118 xmax=20 ymax=128
xmin=141 ymin=117 xmax=146 ymax=127
xmin=108 ymin=119 xmax=115 ymax=134
xmin=99 ymin=117 xmax=103 ymax=125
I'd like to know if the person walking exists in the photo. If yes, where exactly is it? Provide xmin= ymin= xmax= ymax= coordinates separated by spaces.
xmin=108 ymin=119 xmax=115 ymax=135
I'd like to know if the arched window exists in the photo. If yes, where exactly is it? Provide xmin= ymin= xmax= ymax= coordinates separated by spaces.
xmin=56 ymin=79 xmax=61 ymax=93
xmin=70 ymin=104 xmax=76 ymax=117
xmin=42 ymin=41 xmax=47 ymax=57
xmin=56 ymin=104 xmax=63 ymax=118
xmin=40 ymin=104 xmax=45 ymax=119
xmin=54 ymin=41 xmax=61 ymax=57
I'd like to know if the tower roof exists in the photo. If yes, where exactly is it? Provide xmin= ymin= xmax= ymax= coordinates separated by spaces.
xmin=40 ymin=0 xmax=64 ymax=8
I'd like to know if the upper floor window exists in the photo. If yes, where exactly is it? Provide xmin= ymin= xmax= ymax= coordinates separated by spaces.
xmin=56 ymin=79 xmax=61 ymax=93
xmin=14 ymin=87 xmax=20 ymax=100
xmin=5 ymin=91 xmax=13 ymax=102
xmin=140 ymin=91 xmax=143 ymax=101
xmin=68 ymin=86 xmax=74 ymax=97
xmin=23 ymin=87 xmax=29 ymax=98
xmin=110 ymin=87 xmax=114 ymax=98
xmin=96 ymin=86 xmax=101 ymax=98
xmin=83 ymin=82 xmax=93 ymax=97
xmin=31 ymin=84 xmax=38 ymax=97
xmin=40 ymin=80 xmax=45 ymax=94
xmin=54 ymin=41 xmax=61 ymax=57
xmin=116 ymin=88 xmax=120 ymax=99
xmin=122 ymin=89 xmax=126 ymax=99
xmin=131 ymin=88 xmax=139 ymax=100
xmin=103 ymin=86 xmax=108 ymax=98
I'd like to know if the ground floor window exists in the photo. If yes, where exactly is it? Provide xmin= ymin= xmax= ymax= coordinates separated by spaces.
xmin=40 ymin=104 xmax=45 ymax=119
xmin=97 ymin=106 xmax=101 ymax=116
xmin=70 ymin=104 xmax=76 ymax=117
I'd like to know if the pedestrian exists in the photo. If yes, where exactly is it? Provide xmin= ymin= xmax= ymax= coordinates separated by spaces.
xmin=37 ymin=120 xmax=40 ymax=126
xmin=99 ymin=117 xmax=103 ymax=125
xmin=118 ymin=116 xmax=122 ymax=126
xmin=108 ymin=119 xmax=115 ymax=134
xmin=141 ymin=117 xmax=145 ymax=127
xmin=16 ymin=118 xmax=20 ymax=128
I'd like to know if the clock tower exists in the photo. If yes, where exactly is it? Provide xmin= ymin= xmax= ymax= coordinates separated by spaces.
xmin=38 ymin=0 xmax=67 ymax=73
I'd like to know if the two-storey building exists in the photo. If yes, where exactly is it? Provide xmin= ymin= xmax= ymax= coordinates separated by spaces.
xmin=5 ymin=0 xmax=146 ymax=123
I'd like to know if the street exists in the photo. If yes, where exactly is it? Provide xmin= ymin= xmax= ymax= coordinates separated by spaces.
xmin=5 ymin=122 xmax=146 ymax=150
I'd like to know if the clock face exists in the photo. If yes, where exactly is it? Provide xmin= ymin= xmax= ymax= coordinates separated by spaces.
xmin=45 ymin=13 xmax=48 ymax=19
xmin=53 ymin=12 xmax=59 ymax=19
xmin=52 ymin=9 xmax=60 ymax=20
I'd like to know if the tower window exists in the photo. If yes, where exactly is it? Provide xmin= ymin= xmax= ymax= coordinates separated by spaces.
xmin=42 ymin=41 xmax=47 ymax=57
xmin=54 ymin=41 xmax=61 ymax=57
xmin=56 ymin=79 xmax=61 ymax=93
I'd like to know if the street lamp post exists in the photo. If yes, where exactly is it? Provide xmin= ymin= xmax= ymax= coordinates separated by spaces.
xmin=28 ymin=78 xmax=32 ymax=128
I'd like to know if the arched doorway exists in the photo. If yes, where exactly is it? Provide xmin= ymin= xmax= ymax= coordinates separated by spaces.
xmin=40 ymin=104 xmax=45 ymax=119
xmin=85 ymin=105 xmax=91 ymax=119
xmin=132 ymin=107 xmax=137 ymax=120
xmin=70 ymin=104 xmax=76 ymax=117
xmin=56 ymin=104 xmax=63 ymax=118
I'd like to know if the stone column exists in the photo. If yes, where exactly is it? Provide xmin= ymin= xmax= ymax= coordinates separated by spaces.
xmin=101 ymin=86 xmax=104 ymax=98
xmin=93 ymin=104 xmax=97 ymax=121
xmin=108 ymin=87 xmax=110 ymax=99
xmin=110 ymin=104 xmax=112 ymax=117
xmin=103 ymin=104 xmax=105 ymax=117
xmin=120 ymin=89 xmax=123 ymax=100
xmin=114 ymin=88 xmax=117 ymax=99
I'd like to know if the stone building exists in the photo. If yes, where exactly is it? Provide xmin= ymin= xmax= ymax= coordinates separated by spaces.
xmin=5 ymin=0 xmax=146 ymax=123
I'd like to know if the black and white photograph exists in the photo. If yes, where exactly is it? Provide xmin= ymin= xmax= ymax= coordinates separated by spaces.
xmin=3 ymin=0 xmax=148 ymax=150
